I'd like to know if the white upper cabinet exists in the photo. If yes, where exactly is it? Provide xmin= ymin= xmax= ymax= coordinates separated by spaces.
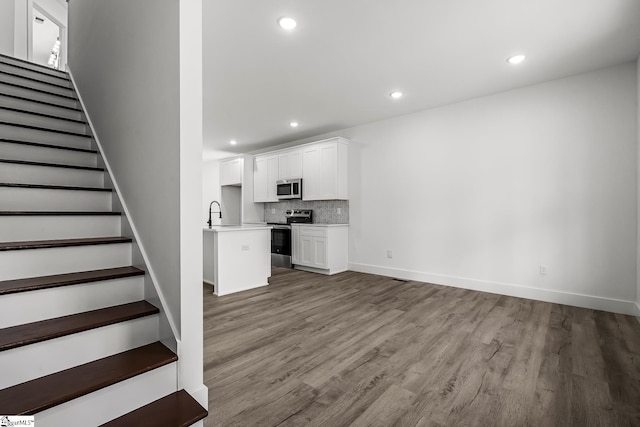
xmin=278 ymin=149 xmax=303 ymax=180
xmin=220 ymin=157 xmax=243 ymax=186
xmin=302 ymin=138 xmax=348 ymax=201
xmin=253 ymin=154 xmax=279 ymax=202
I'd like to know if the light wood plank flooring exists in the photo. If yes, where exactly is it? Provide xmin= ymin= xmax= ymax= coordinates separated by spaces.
xmin=203 ymin=267 xmax=640 ymax=426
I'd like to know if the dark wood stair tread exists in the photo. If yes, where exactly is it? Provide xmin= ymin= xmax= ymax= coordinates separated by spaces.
xmin=0 ymin=81 xmax=77 ymax=100
xmin=101 ymin=390 xmax=208 ymax=427
xmin=0 ymin=211 xmax=120 ymax=216
xmin=0 ymin=93 xmax=82 ymax=112
xmin=0 ymin=342 xmax=176 ymax=415
xmin=0 ymin=138 xmax=95 ymax=153
xmin=0 ymin=121 xmax=89 ymax=137
xmin=0 ymin=70 xmax=72 ymax=90
xmin=0 ymin=300 xmax=158 ymax=351
xmin=0 ymin=183 xmax=110 ymax=192
xmin=0 ymin=159 xmax=101 ymax=171
xmin=0 ymin=52 xmax=69 ymax=78
xmin=0 ymin=266 xmax=145 ymax=296
xmin=0 ymin=236 xmax=131 ymax=251
xmin=0 ymin=105 xmax=86 ymax=124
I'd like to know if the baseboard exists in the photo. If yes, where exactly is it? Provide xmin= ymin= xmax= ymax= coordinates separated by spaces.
xmin=214 ymin=282 xmax=269 ymax=296
xmin=187 ymin=383 xmax=209 ymax=410
xmin=348 ymin=262 xmax=639 ymax=316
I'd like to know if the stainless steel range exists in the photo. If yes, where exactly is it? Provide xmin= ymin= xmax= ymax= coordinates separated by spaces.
xmin=268 ymin=209 xmax=312 ymax=268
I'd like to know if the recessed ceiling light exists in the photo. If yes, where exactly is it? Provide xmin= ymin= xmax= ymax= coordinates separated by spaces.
xmin=289 ymin=121 xmax=299 ymax=128
xmin=229 ymin=140 xmax=237 ymax=145
xmin=390 ymin=91 xmax=403 ymax=99
xmin=278 ymin=17 xmax=297 ymax=30
xmin=507 ymin=54 xmax=526 ymax=65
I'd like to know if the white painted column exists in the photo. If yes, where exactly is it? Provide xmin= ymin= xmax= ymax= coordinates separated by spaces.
xmin=178 ymin=0 xmax=207 ymax=408
xmin=637 ymin=55 xmax=640 ymax=316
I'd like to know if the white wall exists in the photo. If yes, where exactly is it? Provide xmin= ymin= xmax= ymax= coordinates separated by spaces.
xmin=0 ymin=0 xmax=15 ymax=56
xmin=68 ymin=0 xmax=181 ymax=328
xmin=203 ymin=160 xmax=221 ymax=226
xmin=284 ymin=62 xmax=638 ymax=315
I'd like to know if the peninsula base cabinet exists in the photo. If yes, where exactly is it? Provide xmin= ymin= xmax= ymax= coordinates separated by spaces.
xmin=292 ymin=224 xmax=348 ymax=275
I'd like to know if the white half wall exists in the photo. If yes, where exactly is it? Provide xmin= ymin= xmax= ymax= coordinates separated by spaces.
xmin=178 ymin=0 xmax=206 ymax=406
xmin=637 ymin=55 xmax=640 ymax=314
xmin=68 ymin=0 xmax=182 ymax=329
xmin=285 ymin=62 xmax=640 ymax=315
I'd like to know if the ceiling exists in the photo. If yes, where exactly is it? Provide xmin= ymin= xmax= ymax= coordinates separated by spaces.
xmin=203 ymin=0 xmax=640 ymax=159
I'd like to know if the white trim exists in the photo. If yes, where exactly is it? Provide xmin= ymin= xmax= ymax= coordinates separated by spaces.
xmin=66 ymin=66 xmax=180 ymax=341
xmin=349 ymin=262 xmax=640 ymax=316
xmin=215 ymin=282 xmax=269 ymax=296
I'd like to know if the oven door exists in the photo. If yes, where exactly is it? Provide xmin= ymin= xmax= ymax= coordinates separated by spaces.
xmin=271 ymin=227 xmax=291 ymax=256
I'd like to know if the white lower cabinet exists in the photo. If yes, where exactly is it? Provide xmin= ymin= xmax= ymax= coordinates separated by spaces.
xmin=292 ymin=224 xmax=348 ymax=275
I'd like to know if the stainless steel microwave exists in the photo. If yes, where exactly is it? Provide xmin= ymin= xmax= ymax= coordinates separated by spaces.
xmin=276 ymin=178 xmax=302 ymax=200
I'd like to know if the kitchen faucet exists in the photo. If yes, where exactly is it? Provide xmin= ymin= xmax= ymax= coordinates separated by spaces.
xmin=207 ymin=200 xmax=222 ymax=228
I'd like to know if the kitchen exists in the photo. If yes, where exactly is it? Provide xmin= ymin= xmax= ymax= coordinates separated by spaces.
xmin=203 ymin=137 xmax=350 ymax=296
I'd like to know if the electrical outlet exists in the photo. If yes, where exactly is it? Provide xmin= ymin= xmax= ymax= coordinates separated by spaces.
xmin=539 ymin=265 xmax=548 ymax=275
xmin=387 ymin=250 xmax=393 ymax=259
xmin=337 ymin=208 xmax=342 ymax=215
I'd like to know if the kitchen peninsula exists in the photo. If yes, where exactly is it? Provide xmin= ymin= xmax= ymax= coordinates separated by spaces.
xmin=203 ymin=225 xmax=271 ymax=296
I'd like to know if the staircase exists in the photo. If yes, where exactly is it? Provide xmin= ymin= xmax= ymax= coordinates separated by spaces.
xmin=0 ymin=54 xmax=207 ymax=426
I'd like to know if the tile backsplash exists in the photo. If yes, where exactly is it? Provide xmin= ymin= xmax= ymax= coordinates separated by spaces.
xmin=264 ymin=200 xmax=349 ymax=224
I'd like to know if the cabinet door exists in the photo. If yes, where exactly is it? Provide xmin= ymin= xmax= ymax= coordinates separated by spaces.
xmin=318 ymin=144 xmax=338 ymax=199
xmin=292 ymin=227 xmax=300 ymax=264
xmin=312 ymin=237 xmax=328 ymax=268
xmin=279 ymin=150 xmax=303 ymax=180
xmin=266 ymin=156 xmax=279 ymax=201
xmin=253 ymin=157 xmax=268 ymax=202
xmin=220 ymin=159 xmax=242 ymax=186
xmin=254 ymin=155 xmax=279 ymax=202
xmin=299 ymin=235 xmax=313 ymax=265
xmin=302 ymin=146 xmax=321 ymax=200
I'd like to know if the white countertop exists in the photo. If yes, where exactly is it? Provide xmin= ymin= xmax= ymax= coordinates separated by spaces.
xmin=203 ymin=225 xmax=272 ymax=233
xmin=290 ymin=223 xmax=349 ymax=227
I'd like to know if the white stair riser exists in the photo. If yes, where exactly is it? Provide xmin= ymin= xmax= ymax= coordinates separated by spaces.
xmin=0 ymin=242 xmax=132 ymax=281
xmin=0 ymin=163 xmax=104 ymax=187
xmin=0 ymin=187 xmax=112 ymax=211
xmin=34 ymin=363 xmax=177 ymax=427
xmin=0 ymin=82 xmax=79 ymax=109
xmin=0 ymin=276 xmax=144 ymax=328
xmin=0 ymin=94 xmax=83 ymax=121
xmin=0 ymin=215 xmax=120 ymax=241
xmin=0 ymin=56 xmax=68 ymax=80
xmin=0 ymin=315 xmax=159 ymax=389
xmin=0 ymin=63 xmax=72 ymax=88
xmin=0 ymin=109 xmax=88 ymax=134
xmin=0 ymin=123 xmax=92 ymax=150
xmin=1 ymin=73 xmax=76 ymax=98
xmin=0 ymin=141 xmax=97 ymax=167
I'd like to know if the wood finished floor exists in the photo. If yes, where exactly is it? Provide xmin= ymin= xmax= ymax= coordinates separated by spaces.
xmin=203 ymin=267 xmax=640 ymax=427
